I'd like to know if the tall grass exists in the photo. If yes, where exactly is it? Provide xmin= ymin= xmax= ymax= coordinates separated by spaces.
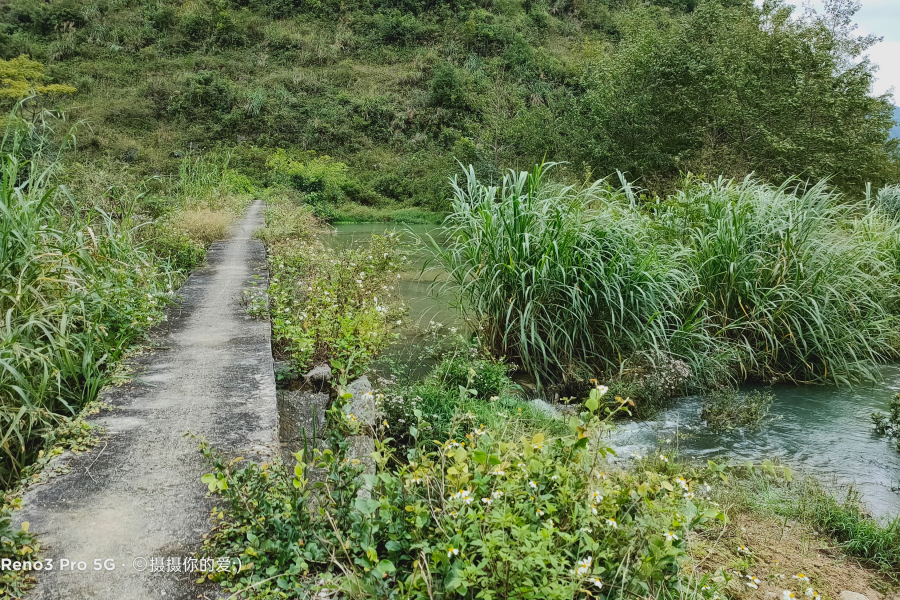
xmin=433 ymin=165 xmax=900 ymax=391
xmin=431 ymin=164 xmax=698 ymax=386
xmin=0 ymin=115 xmax=176 ymax=487
xmin=675 ymin=177 xmax=898 ymax=384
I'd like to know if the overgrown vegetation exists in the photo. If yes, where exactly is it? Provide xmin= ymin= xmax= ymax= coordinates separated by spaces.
xmin=433 ymin=164 xmax=900 ymax=397
xmin=0 ymin=0 xmax=895 ymax=224
xmin=701 ymin=389 xmax=774 ymax=430
xmin=198 ymin=383 xmax=736 ymax=599
xmin=0 ymin=105 xmax=253 ymax=491
xmin=258 ymin=193 xmax=408 ymax=377
xmin=719 ymin=467 xmax=900 ymax=574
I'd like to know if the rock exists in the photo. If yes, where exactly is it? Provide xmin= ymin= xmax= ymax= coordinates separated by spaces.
xmin=278 ymin=390 xmax=329 ymax=458
xmin=169 ymin=151 xmax=184 ymax=158
xmin=839 ymin=592 xmax=869 ymax=600
xmin=345 ymin=376 xmax=377 ymax=498
xmin=346 ymin=376 xmax=377 ymax=425
xmin=122 ymin=148 xmax=138 ymax=162
xmin=304 ymin=363 xmax=332 ymax=384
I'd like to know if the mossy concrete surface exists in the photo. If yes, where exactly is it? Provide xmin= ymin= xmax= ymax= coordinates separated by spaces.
xmin=17 ymin=200 xmax=277 ymax=599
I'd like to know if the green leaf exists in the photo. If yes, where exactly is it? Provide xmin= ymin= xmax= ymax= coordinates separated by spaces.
xmin=782 ymin=466 xmax=792 ymax=482
xmin=354 ymin=497 xmax=379 ymax=515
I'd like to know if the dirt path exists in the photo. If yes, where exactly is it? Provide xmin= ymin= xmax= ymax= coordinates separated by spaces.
xmin=17 ymin=200 xmax=277 ymax=599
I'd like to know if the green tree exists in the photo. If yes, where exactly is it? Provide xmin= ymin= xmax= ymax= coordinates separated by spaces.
xmin=578 ymin=0 xmax=898 ymax=193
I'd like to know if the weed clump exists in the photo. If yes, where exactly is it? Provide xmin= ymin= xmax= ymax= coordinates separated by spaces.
xmin=701 ymin=389 xmax=774 ymax=430
xmin=198 ymin=384 xmax=726 ymax=599
xmin=871 ymin=392 xmax=900 ymax=451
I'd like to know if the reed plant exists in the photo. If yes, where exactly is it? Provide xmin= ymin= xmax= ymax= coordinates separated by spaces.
xmin=676 ymin=177 xmax=898 ymax=384
xmin=434 ymin=165 xmax=900 ymax=393
xmin=0 ymin=114 xmax=176 ymax=487
xmin=431 ymin=164 xmax=699 ymax=387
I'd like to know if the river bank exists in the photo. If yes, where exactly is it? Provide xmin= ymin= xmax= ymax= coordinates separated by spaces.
xmin=184 ymin=193 xmax=900 ymax=599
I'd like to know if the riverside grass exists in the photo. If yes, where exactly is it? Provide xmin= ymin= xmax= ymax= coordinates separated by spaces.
xmin=0 ymin=107 xmax=256 ymax=490
xmin=0 ymin=120 xmax=179 ymax=488
xmin=432 ymin=165 xmax=900 ymax=394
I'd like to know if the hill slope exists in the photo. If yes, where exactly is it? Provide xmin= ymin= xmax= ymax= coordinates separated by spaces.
xmin=1 ymin=0 xmax=897 ymax=216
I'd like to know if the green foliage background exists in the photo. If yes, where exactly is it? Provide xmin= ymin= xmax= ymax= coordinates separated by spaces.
xmin=0 ymin=0 xmax=896 ymax=216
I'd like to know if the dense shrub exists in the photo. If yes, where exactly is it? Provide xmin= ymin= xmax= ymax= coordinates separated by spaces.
xmin=169 ymin=71 xmax=235 ymax=119
xmin=178 ymin=1 xmax=246 ymax=47
xmin=429 ymin=62 xmax=469 ymax=111
xmin=198 ymin=385 xmax=727 ymax=598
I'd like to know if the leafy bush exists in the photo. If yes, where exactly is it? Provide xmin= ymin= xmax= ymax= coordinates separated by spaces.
xmin=170 ymin=71 xmax=235 ymax=119
xmin=577 ymin=0 xmax=898 ymax=192
xmin=260 ymin=197 xmax=407 ymax=375
xmin=266 ymin=149 xmax=354 ymax=220
xmin=198 ymin=385 xmax=726 ymax=599
xmin=0 ymin=507 xmax=37 ymax=594
xmin=701 ymin=388 xmax=774 ymax=430
xmin=144 ymin=226 xmax=207 ymax=273
xmin=178 ymin=0 xmax=245 ymax=47
xmin=429 ymin=62 xmax=469 ymax=111
xmin=0 ymin=55 xmax=76 ymax=102
xmin=369 ymin=11 xmax=428 ymax=46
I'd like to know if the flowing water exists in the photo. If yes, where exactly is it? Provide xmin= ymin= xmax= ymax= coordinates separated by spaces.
xmin=609 ymin=378 xmax=900 ymax=520
xmin=325 ymin=222 xmax=900 ymax=520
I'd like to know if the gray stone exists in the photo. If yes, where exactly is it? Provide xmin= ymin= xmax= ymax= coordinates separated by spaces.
xmin=345 ymin=376 xmax=377 ymax=498
xmin=278 ymin=389 xmax=329 ymax=458
xmin=305 ymin=363 xmax=332 ymax=383
xmin=345 ymin=376 xmax=376 ymax=425
xmin=16 ymin=201 xmax=276 ymax=599
xmin=123 ymin=147 xmax=138 ymax=162
xmin=839 ymin=593 xmax=869 ymax=600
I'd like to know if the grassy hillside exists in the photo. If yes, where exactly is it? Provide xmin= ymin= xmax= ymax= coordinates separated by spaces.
xmin=1 ymin=0 xmax=898 ymax=221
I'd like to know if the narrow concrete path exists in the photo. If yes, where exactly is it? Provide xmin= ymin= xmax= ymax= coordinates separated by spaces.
xmin=18 ymin=200 xmax=277 ymax=599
